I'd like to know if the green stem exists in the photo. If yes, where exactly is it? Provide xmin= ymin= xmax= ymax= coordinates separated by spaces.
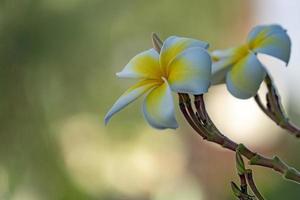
xmin=245 ymin=170 xmax=265 ymax=200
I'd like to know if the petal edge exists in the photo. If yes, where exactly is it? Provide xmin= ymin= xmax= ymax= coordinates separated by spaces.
xmin=247 ymin=24 xmax=291 ymax=64
xmin=226 ymin=53 xmax=266 ymax=99
xmin=116 ymin=49 xmax=162 ymax=79
xmin=104 ymin=80 xmax=159 ymax=124
xmin=160 ymin=36 xmax=209 ymax=74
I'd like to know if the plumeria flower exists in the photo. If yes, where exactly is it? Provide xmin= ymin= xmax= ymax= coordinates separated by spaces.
xmin=104 ymin=36 xmax=212 ymax=129
xmin=211 ymin=24 xmax=291 ymax=99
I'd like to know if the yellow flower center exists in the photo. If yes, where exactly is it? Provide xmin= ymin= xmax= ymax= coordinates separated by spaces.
xmin=232 ymin=44 xmax=250 ymax=62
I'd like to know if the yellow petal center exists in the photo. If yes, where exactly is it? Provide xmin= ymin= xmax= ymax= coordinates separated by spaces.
xmin=232 ymin=45 xmax=250 ymax=62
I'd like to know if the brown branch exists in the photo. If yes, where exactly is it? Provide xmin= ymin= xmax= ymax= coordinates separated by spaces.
xmin=179 ymin=93 xmax=237 ymax=150
xmin=254 ymin=94 xmax=275 ymax=120
xmin=151 ymin=32 xmax=163 ymax=53
xmin=231 ymin=181 xmax=254 ymax=200
xmin=152 ymin=32 xmax=300 ymax=185
xmin=239 ymin=174 xmax=248 ymax=194
xmin=254 ymin=74 xmax=300 ymax=138
xmin=179 ymin=93 xmax=300 ymax=184
xmin=178 ymin=94 xmax=208 ymax=139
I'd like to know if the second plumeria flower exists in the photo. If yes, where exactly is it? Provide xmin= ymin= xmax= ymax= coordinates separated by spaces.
xmin=212 ymin=24 xmax=291 ymax=99
xmin=105 ymin=36 xmax=212 ymax=129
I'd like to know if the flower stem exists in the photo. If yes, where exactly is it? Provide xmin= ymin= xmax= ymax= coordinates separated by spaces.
xmin=178 ymin=93 xmax=300 ymax=184
xmin=239 ymin=174 xmax=248 ymax=194
xmin=245 ymin=170 xmax=265 ymax=200
xmin=254 ymin=74 xmax=300 ymax=138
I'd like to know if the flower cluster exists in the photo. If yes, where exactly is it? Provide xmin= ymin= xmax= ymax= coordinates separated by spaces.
xmin=105 ymin=24 xmax=291 ymax=129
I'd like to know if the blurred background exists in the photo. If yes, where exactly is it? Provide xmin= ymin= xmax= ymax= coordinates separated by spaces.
xmin=1 ymin=0 xmax=300 ymax=199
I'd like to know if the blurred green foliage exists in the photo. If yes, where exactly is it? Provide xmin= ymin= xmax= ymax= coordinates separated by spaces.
xmin=0 ymin=0 xmax=299 ymax=199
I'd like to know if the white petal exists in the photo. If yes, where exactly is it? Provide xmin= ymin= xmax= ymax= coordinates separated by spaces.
xmin=226 ymin=53 xmax=266 ymax=99
xmin=211 ymin=59 xmax=232 ymax=85
xmin=247 ymin=24 xmax=291 ymax=64
xmin=142 ymin=81 xmax=178 ymax=129
xmin=116 ymin=49 xmax=162 ymax=79
xmin=160 ymin=36 xmax=209 ymax=74
xmin=104 ymin=80 xmax=159 ymax=124
xmin=167 ymin=47 xmax=212 ymax=94
xmin=211 ymin=48 xmax=238 ymax=85
xmin=211 ymin=47 xmax=236 ymax=60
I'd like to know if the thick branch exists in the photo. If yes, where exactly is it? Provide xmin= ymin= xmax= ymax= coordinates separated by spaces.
xmin=179 ymin=93 xmax=300 ymax=184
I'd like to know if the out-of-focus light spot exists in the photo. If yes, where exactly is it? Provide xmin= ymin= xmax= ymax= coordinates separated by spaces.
xmin=0 ymin=166 xmax=9 ymax=198
xmin=58 ymin=114 xmax=107 ymax=196
xmin=152 ymin=176 xmax=205 ymax=200
xmin=257 ymin=54 xmax=300 ymax=124
xmin=11 ymin=184 xmax=41 ymax=200
xmin=58 ymin=114 xmax=187 ymax=197
xmin=206 ymin=86 xmax=282 ymax=149
xmin=257 ymin=54 xmax=289 ymax=104
xmin=101 ymin=129 xmax=186 ymax=196
xmin=252 ymin=0 xmax=300 ymax=113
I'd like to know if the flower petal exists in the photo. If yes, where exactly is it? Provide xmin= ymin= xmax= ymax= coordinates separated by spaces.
xmin=160 ymin=36 xmax=209 ymax=74
xmin=226 ymin=52 xmax=266 ymax=99
xmin=211 ymin=60 xmax=231 ymax=85
xmin=211 ymin=48 xmax=237 ymax=61
xmin=143 ymin=80 xmax=178 ymax=129
xmin=104 ymin=79 xmax=159 ymax=124
xmin=167 ymin=47 xmax=211 ymax=94
xmin=247 ymin=24 xmax=291 ymax=64
xmin=116 ymin=49 xmax=162 ymax=79
xmin=211 ymin=48 xmax=237 ymax=85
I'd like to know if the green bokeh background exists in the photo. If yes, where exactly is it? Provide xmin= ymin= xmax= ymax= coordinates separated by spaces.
xmin=0 ymin=0 xmax=299 ymax=199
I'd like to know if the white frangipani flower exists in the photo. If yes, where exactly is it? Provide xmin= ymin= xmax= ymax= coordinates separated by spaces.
xmin=212 ymin=24 xmax=291 ymax=99
xmin=105 ymin=36 xmax=212 ymax=129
